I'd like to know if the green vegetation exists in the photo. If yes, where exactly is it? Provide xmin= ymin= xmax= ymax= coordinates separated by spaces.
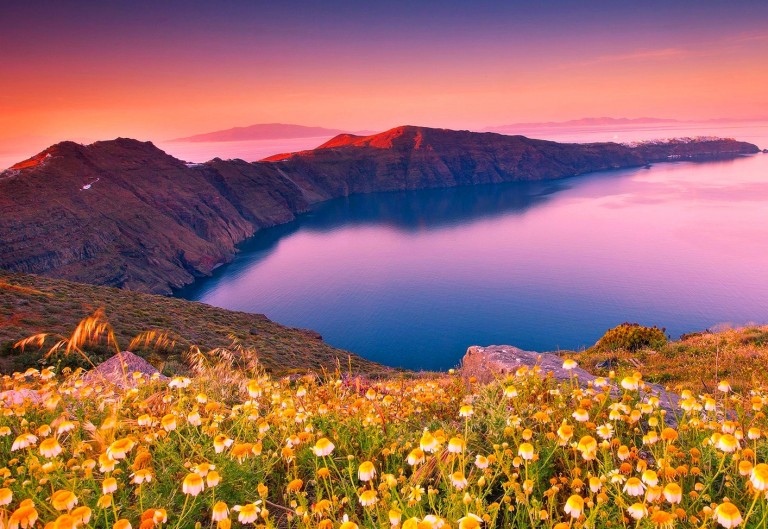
xmin=571 ymin=324 xmax=768 ymax=394
xmin=0 ymin=270 xmax=384 ymax=376
xmin=591 ymin=323 xmax=668 ymax=353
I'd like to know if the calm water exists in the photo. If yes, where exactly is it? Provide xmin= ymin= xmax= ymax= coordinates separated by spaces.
xmin=178 ymin=123 xmax=768 ymax=370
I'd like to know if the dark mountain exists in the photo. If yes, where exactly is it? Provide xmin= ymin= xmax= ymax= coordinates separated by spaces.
xmin=0 ymin=126 xmax=758 ymax=294
xmin=170 ymin=123 xmax=371 ymax=142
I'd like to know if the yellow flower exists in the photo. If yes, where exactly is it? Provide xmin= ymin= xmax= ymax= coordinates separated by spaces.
xmin=450 ymin=471 xmax=468 ymax=490
xmin=448 ymin=437 xmax=466 ymax=454
xmin=557 ymin=423 xmax=574 ymax=443
xmin=102 ymin=477 xmax=118 ymax=494
xmin=407 ymin=448 xmax=425 ymax=466
xmin=627 ymin=503 xmax=647 ymax=520
xmin=51 ymin=490 xmax=78 ymax=511
xmin=160 ymin=414 xmax=177 ymax=432
xmin=750 ymin=463 xmax=768 ymax=491
xmin=107 ymin=437 xmax=135 ymax=460
xmin=11 ymin=433 xmax=38 ymax=451
xmin=576 ymin=435 xmax=597 ymax=460
xmin=459 ymin=405 xmax=474 ymax=417
xmin=564 ymin=494 xmax=584 ymax=519
xmin=182 ymin=472 xmax=205 ymax=496
xmin=230 ymin=443 xmax=253 ymax=462
xmin=641 ymin=470 xmax=659 ymax=487
xmin=212 ymin=501 xmax=229 ymax=522
xmin=420 ymin=430 xmax=439 ymax=453
xmin=650 ymin=510 xmax=675 ymax=528
xmin=97 ymin=494 xmax=113 ymax=509
xmin=9 ymin=503 xmax=38 ymax=529
xmin=596 ymin=423 xmax=614 ymax=440
xmin=458 ymin=513 xmax=482 ymax=529
xmin=39 ymin=437 xmax=63 ymax=458
xmin=113 ymin=519 xmax=132 ymax=529
xmin=717 ymin=434 xmax=740 ymax=453
xmin=714 ymin=502 xmax=742 ymax=528
xmin=132 ymin=468 xmax=153 ymax=484
xmin=235 ymin=503 xmax=260 ymax=524
xmin=517 ymin=442 xmax=534 ymax=461
xmin=359 ymin=489 xmax=378 ymax=507
xmin=213 ymin=434 xmax=234 ymax=453
xmin=206 ymin=470 xmax=221 ymax=487
xmin=52 ymin=514 xmax=76 ymax=529
xmin=0 ymin=487 xmax=13 ymax=506
xmin=474 ymin=454 xmax=489 ymax=469
xmin=246 ymin=380 xmax=262 ymax=398
xmin=663 ymin=482 xmax=682 ymax=504
xmin=312 ymin=437 xmax=335 ymax=457
xmin=71 ymin=506 xmax=92 ymax=526
xmin=99 ymin=453 xmax=117 ymax=472
xmin=623 ymin=477 xmax=645 ymax=497
xmin=661 ymin=427 xmax=679 ymax=442
xmin=562 ymin=359 xmax=578 ymax=370
xmin=621 ymin=377 xmax=639 ymax=391
xmin=358 ymin=461 xmax=376 ymax=482
xmin=286 ymin=478 xmax=303 ymax=493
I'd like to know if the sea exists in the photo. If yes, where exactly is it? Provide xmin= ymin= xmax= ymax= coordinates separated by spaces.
xmin=169 ymin=121 xmax=767 ymax=370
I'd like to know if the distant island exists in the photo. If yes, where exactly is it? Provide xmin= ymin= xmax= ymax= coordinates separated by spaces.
xmin=0 ymin=125 xmax=758 ymax=294
xmin=484 ymin=117 xmax=679 ymax=134
xmin=484 ymin=116 xmax=768 ymax=135
xmin=170 ymin=123 xmax=374 ymax=142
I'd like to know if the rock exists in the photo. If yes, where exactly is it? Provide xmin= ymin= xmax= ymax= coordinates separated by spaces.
xmin=83 ymin=351 xmax=167 ymax=388
xmin=0 ymin=388 xmax=43 ymax=405
xmin=461 ymin=345 xmax=681 ymax=425
xmin=461 ymin=345 xmax=599 ymax=385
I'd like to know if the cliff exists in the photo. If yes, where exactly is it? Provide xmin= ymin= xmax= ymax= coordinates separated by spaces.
xmin=0 ymin=126 xmax=758 ymax=293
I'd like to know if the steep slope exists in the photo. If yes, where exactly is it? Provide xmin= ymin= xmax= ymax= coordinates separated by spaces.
xmin=0 ymin=139 xmax=309 ymax=293
xmin=0 ymin=126 xmax=758 ymax=293
xmin=0 ymin=269 xmax=383 ymax=375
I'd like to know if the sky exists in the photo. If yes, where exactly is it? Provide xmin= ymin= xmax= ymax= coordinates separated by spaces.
xmin=1 ymin=0 xmax=767 ymax=162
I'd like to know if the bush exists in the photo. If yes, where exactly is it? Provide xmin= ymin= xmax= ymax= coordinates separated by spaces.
xmin=593 ymin=322 xmax=667 ymax=352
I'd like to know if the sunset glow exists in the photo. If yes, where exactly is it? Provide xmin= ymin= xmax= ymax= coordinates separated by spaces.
xmin=2 ymin=0 xmax=767 ymax=162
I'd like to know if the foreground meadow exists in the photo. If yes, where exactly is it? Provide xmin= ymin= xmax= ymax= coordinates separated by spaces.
xmin=1 ymin=348 xmax=768 ymax=529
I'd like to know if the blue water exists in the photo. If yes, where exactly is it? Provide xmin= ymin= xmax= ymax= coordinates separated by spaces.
xmin=178 ymin=126 xmax=768 ymax=370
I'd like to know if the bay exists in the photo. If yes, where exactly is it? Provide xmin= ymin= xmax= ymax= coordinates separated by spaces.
xmin=177 ymin=122 xmax=768 ymax=370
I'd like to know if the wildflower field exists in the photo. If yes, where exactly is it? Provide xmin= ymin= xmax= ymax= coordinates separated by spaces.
xmin=2 ymin=346 xmax=768 ymax=529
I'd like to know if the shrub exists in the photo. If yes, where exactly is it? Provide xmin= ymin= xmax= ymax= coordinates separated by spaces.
xmin=593 ymin=322 xmax=667 ymax=352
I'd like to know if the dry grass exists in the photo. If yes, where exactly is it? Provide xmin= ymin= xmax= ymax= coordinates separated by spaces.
xmin=566 ymin=325 xmax=768 ymax=394
xmin=0 ymin=270 xmax=386 ymax=377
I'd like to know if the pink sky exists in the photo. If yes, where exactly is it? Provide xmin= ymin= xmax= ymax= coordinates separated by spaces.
xmin=2 ymin=1 xmax=767 ymax=163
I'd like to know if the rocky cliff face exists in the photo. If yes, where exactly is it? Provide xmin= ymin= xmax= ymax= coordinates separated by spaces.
xmin=0 ymin=126 xmax=758 ymax=293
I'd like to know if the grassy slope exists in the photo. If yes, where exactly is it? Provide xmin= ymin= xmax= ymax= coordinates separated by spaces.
xmin=0 ymin=270 xmax=385 ymax=376
xmin=567 ymin=325 xmax=768 ymax=394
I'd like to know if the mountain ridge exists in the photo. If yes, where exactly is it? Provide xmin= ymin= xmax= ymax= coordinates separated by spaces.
xmin=0 ymin=125 xmax=759 ymax=294
xmin=170 ymin=123 xmax=375 ymax=143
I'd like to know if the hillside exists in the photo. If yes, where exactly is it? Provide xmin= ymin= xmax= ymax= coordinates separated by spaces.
xmin=567 ymin=324 xmax=768 ymax=394
xmin=0 ymin=126 xmax=758 ymax=294
xmin=0 ymin=269 xmax=383 ymax=376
